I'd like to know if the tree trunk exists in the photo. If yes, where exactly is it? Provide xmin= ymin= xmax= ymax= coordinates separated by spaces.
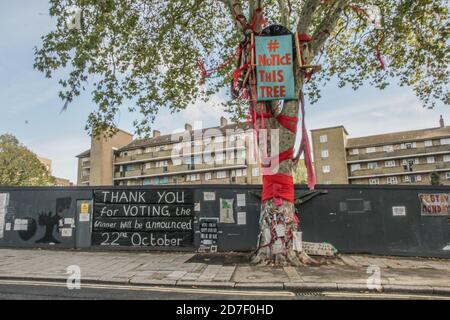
xmin=252 ymin=72 xmax=318 ymax=266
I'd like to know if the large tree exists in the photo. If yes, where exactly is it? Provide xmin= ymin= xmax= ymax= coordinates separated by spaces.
xmin=0 ymin=134 xmax=55 ymax=186
xmin=34 ymin=0 xmax=448 ymax=264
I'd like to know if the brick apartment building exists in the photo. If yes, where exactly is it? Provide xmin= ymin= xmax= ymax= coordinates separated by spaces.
xmin=76 ymin=117 xmax=262 ymax=186
xmin=37 ymin=156 xmax=73 ymax=186
xmin=311 ymin=116 xmax=450 ymax=185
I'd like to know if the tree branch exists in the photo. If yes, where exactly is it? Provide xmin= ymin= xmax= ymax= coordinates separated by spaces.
xmin=296 ymin=0 xmax=322 ymax=35
xmin=309 ymin=0 xmax=347 ymax=59
xmin=277 ymin=0 xmax=290 ymax=28
xmin=221 ymin=0 xmax=248 ymax=33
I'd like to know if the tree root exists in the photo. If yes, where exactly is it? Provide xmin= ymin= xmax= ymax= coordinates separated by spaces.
xmin=251 ymin=248 xmax=323 ymax=267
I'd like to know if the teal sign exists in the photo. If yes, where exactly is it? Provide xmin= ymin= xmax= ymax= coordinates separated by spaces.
xmin=255 ymin=34 xmax=295 ymax=101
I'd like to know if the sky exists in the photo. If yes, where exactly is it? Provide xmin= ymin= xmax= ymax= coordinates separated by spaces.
xmin=0 ymin=1 xmax=448 ymax=183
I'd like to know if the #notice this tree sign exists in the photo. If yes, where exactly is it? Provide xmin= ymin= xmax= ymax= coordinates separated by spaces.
xmin=255 ymin=34 xmax=295 ymax=101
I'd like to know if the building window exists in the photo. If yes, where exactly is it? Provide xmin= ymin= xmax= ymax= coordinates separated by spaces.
xmin=187 ymin=174 xmax=200 ymax=182
xmin=402 ymin=158 xmax=419 ymax=166
xmin=350 ymin=149 xmax=359 ymax=155
xmin=424 ymin=140 xmax=433 ymax=147
xmin=401 ymin=142 xmax=416 ymax=149
xmin=350 ymin=164 xmax=361 ymax=172
xmin=367 ymin=162 xmax=378 ymax=170
xmin=216 ymin=171 xmax=227 ymax=179
xmin=427 ymin=156 xmax=435 ymax=164
xmin=172 ymin=157 xmax=182 ymax=166
xmin=159 ymin=176 xmax=168 ymax=184
xmin=406 ymin=175 xmax=422 ymax=183
xmin=144 ymin=162 xmax=152 ymax=169
xmin=384 ymin=160 xmax=395 ymax=168
xmin=252 ymin=167 xmax=260 ymax=177
xmin=321 ymin=149 xmax=329 ymax=158
xmin=194 ymin=155 xmax=202 ymax=164
xmin=125 ymin=164 xmax=134 ymax=172
xmin=386 ymin=176 xmax=398 ymax=184
xmin=203 ymin=153 xmax=213 ymax=163
xmin=155 ymin=160 xmax=168 ymax=168
xmin=215 ymin=153 xmax=225 ymax=163
xmin=143 ymin=178 xmax=152 ymax=185
xmin=446 ymin=172 xmax=450 ymax=180
xmin=369 ymin=178 xmax=380 ymax=185
xmin=232 ymin=169 xmax=243 ymax=177
xmin=383 ymin=145 xmax=394 ymax=153
xmin=440 ymin=138 xmax=450 ymax=145
xmin=322 ymin=165 xmax=331 ymax=173
xmin=444 ymin=155 xmax=450 ymax=162
xmin=319 ymin=135 xmax=328 ymax=143
xmin=366 ymin=147 xmax=376 ymax=153
xmin=205 ymin=172 xmax=212 ymax=180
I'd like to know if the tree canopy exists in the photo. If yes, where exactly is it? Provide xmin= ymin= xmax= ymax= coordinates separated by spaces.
xmin=34 ymin=0 xmax=449 ymax=137
xmin=0 ymin=134 xmax=55 ymax=186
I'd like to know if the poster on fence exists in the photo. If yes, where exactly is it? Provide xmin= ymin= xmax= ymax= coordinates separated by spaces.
xmin=255 ymin=34 xmax=295 ymax=101
xmin=418 ymin=193 xmax=450 ymax=216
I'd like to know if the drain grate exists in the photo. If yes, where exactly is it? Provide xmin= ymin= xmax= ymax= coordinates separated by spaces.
xmin=295 ymin=291 xmax=324 ymax=297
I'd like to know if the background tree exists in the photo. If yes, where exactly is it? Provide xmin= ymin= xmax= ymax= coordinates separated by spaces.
xmin=430 ymin=171 xmax=442 ymax=186
xmin=0 ymin=134 xmax=55 ymax=186
xmin=34 ymin=0 xmax=448 ymax=265
xmin=293 ymin=160 xmax=307 ymax=184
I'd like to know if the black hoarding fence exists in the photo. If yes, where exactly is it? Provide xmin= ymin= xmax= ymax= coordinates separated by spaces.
xmin=92 ymin=189 xmax=194 ymax=250
xmin=0 ymin=185 xmax=449 ymax=258
xmin=0 ymin=187 xmax=92 ymax=248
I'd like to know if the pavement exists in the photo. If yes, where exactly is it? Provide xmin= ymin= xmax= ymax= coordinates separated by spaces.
xmin=0 ymin=248 xmax=449 ymax=297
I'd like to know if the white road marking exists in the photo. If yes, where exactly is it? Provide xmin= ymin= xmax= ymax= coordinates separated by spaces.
xmin=322 ymin=291 xmax=450 ymax=300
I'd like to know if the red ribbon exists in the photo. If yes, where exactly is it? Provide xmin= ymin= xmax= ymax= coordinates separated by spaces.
xmin=262 ymin=173 xmax=295 ymax=205
xmin=348 ymin=4 xmax=385 ymax=70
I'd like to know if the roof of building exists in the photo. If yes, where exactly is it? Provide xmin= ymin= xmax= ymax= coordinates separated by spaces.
xmin=117 ymin=122 xmax=250 ymax=152
xmin=76 ymin=149 xmax=91 ymax=158
xmin=347 ymin=126 xmax=450 ymax=148
xmin=310 ymin=125 xmax=349 ymax=135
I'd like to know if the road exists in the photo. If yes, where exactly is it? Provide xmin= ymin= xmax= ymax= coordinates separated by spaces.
xmin=0 ymin=279 xmax=448 ymax=300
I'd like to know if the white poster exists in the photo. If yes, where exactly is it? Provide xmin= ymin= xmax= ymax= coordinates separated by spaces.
xmin=79 ymin=212 xmax=90 ymax=222
xmin=237 ymin=212 xmax=246 ymax=225
xmin=0 ymin=193 xmax=9 ymax=239
xmin=219 ymin=198 xmax=234 ymax=223
xmin=392 ymin=206 xmax=406 ymax=216
xmin=203 ymin=192 xmax=216 ymax=201
xmin=237 ymin=194 xmax=246 ymax=207
xmin=61 ymin=228 xmax=72 ymax=237
xmin=64 ymin=218 xmax=75 ymax=227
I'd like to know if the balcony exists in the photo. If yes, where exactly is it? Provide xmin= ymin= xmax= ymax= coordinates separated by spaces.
xmin=81 ymin=160 xmax=90 ymax=168
xmin=349 ymin=161 xmax=450 ymax=178
xmin=346 ymin=144 xmax=450 ymax=162
xmin=115 ymin=149 xmax=174 ymax=164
